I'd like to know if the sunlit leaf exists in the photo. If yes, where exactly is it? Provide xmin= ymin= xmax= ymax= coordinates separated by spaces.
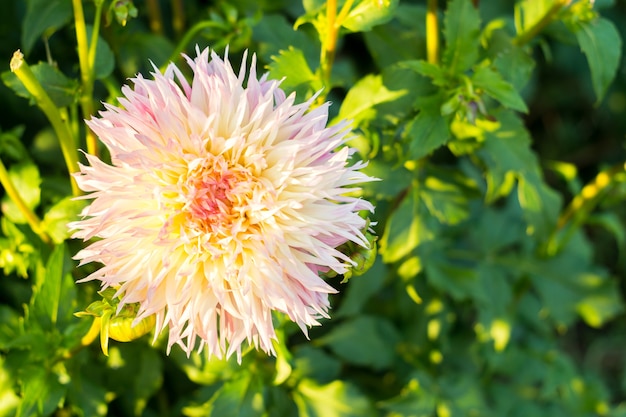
xmin=293 ymin=379 xmax=376 ymax=417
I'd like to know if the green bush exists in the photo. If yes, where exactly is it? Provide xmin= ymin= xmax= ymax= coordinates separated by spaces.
xmin=0 ymin=0 xmax=625 ymax=416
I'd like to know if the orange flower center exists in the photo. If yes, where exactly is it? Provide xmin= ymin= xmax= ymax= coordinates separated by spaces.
xmin=181 ymin=155 xmax=255 ymax=235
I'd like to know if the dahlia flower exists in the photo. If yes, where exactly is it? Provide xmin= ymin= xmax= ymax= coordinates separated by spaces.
xmin=70 ymin=47 xmax=375 ymax=360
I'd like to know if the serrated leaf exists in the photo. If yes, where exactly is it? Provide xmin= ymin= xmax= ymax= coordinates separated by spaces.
xmin=1 ymin=162 xmax=41 ymax=225
xmin=488 ymin=30 xmax=536 ymax=90
xmin=442 ymin=0 xmax=481 ymax=73
xmin=401 ymin=60 xmax=448 ymax=87
xmin=573 ymin=17 xmax=622 ymax=103
xmin=472 ymin=66 xmax=528 ymax=112
xmin=405 ymin=96 xmax=451 ymax=160
xmin=2 ymin=63 xmax=79 ymax=108
xmin=268 ymin=47 xmax=319 ymax=99
xmin=21 ymin=0 xmax=72 ymax=55
xmin=336 ymin=74 xmax=406 ymax=124
xmin=342 ymin=0 xmax=399 ymax=32
xmin=293 ymin=379 xmax=376 ymax=417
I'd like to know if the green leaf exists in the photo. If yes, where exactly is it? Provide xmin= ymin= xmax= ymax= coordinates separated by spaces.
xmin=0 ymin=217 xmax=39 ymax=278
xmin=363 ymin=5 xmax=427 ymax=68
xmin=487 ymin=29 xmax=536 ymax=90
xmin=268 ymin=47 xmax=320 ymax=99
xmin=379 ymin=377 xmax=436 ymax=416
xmin=401 ymin=60 xmax=448 ymax=87
xmin=335 ymin=257 xmax=387 ymax=318
xmin=421 ymin=242 xmax=479 ymax=301
xmin=336 ymin=74 xmax=406 ymax=124
xmin=117 ymin=33 xmax=174 ymax=78
xmin=0 ymin=306 xmax=22 ymax=350
xmin=293 ymin=379 xmax=376 ymax=417
xmin=360 ymin=160 xmax=412 ymax=200
xmin=419 ymin=170 xmax=474 ymax=225
xmin=16 ymin=366 xmax=66 ymax=417
xmin=42 ymin=197 xmax=87 ymax=244
xmin=291 ymin=346 xmax=341 ymax=383
xmin=576 ymin=277 xmax=624 ymax=328
xmin=30 ymin=244 xmax=76 ymax=332
xmin=209 ymin=374 xmax=264 ymax=417
xmin=472 ymin=66 xmax=528 ymax=112
xmin=0 ymin=125 xmax=28 ymax=162
xmin=21 ymin=0 xmax=72 ymax=55
xmin=0 ymin=162 xmax=41 ymax=225
xmin=517 ymin=175 xmax=561 ymax=239
xmin=380 ymin=188 xmax=433 ymax=263
xmin=318 ymin=316 xmax=400 ymax=370
xmin=2 ymin=63 xmax=79 ymax=108
xmin=342 ymin=0 xmax=399 ymax=32
xmin=405 ymin=95 xmax=451 ymax=160
xmin=442 ymin=0 xmax=481 ymax=74
xmin=573 ymin=17 xmax=622 ymax=103
xmin=253 ymin=14 xmax=319 ymax=67
xmin=0 ymin=357 xmax=21 ymax=417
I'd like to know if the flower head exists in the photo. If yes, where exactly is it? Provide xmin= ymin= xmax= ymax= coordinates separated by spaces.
xmin=70 ymin=47 xmax=375 ymax=359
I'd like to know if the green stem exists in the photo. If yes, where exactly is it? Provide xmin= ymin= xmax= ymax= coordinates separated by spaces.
xmin=513 ymin=0 xmax=571 ymax=47
xmin=0 ymin=158 xmax=51 ymax=244
xmin=72 ymin=0 xmax=99 ymax=157
xmin=10 ymin=51 xmax=80 ymax=196
xmin=426 ymin=0 xmax=439 ymax=64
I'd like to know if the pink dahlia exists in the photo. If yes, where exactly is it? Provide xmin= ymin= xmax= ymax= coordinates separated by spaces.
xmin=69 ymin=47 xmax=375 ymax=359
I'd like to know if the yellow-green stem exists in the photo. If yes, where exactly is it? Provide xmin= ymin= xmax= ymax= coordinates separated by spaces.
xmin=0 ymin=158 xmax=51 ymax=244
xmin=513 ymin=0 xmax=571 ymax=47
xmin=146 ymin=0 xmax=164 ymax=35
xmin=72 ymin=0 xmax=99 ymax=157
xmin=320 ymin=0 xmax=337 ymax=92
xmin=318 ymin=0 xmax=354 ymax=105
xmin=546 ymin=161 xmax=625 ymax=255
xmin=10 ymin=51 xmax=80 ymax=196
xmin=171 ymin=0 xmax=186 ymax=39
xmin=426 ymin=0 xmax=439 ymax=64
